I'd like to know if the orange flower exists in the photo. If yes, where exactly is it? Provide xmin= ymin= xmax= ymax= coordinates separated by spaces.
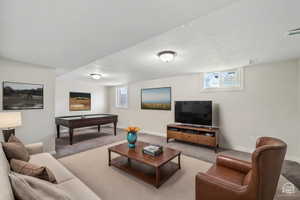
xmin=124 ymin=126 xmax=140 ymax=133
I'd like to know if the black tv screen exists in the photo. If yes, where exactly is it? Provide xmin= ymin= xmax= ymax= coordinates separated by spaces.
xmin=175 ymin=101 xmax=212 ymax=126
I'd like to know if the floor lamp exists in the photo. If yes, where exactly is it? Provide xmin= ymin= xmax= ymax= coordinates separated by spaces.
xmin=0 ymin=112 xmax=22 ymax=142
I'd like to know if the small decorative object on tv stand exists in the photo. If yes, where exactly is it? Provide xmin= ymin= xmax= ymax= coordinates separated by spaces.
xmin=167 ymin=124 xmax=219 ymax=153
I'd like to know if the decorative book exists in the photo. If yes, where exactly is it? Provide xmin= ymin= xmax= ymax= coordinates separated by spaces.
xmin=143 ymin=145 xmax=163 ymax=156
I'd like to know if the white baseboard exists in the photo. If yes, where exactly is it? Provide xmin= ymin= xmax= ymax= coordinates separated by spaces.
xmin=141 ymin=130 xmax=166 ymax=138
xmin=223 ymin=144 xmax=300 ymax=163
xmin=224 ymin=144 xmax=252 ymax=153
xmin=49 ymin=151 xmax=56 ymax=155
xmin=116 ymin=126 xmax=300 ymax=163
xmin=286 ymin=156 xmax=300 ymax=163
xmin=117 ymin=125 xmax=166 ymax=138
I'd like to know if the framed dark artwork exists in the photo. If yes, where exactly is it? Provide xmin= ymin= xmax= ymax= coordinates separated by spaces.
xmin=141 ymin=87 xmax=171 ymax=110
xmin=3 ymin=81 xmax=44 ymax=110
xmin=69 ymin=92 xmax=91 ymax=111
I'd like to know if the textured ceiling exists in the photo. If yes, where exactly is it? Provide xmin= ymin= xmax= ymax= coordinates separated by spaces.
xmin=59 ymin=0 xmax=300 ymax=85
xmin=0 ymin=0 xmax=237 ymax=74
xmin=2 ymin=0 xmax=300 ymax=85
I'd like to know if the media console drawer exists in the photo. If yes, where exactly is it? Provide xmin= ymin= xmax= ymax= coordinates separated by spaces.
xmin=167 ymin=124 xmax=219 ymax=152
xmin=180 ymin=132 xmax=199 ymax=143
xmin=196 ymin=134 xmax=216 ymax=146
xmin=167 ymin=130 xmax=181 ymax=138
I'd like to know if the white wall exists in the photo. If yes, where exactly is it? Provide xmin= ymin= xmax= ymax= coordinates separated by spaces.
xmin=0 ymin=59 xmax=56 ymax=152
xmin=298 ymin=60 xmax=300 ymax=113
xmin=55 ymin=79 xmax=108 ymax=116
xmin=109 ymin=60 xmax=300 ymax=162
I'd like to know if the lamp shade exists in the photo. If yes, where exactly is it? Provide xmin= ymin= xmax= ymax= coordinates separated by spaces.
xmin=0 ymin=112 xmax=22 ymax=129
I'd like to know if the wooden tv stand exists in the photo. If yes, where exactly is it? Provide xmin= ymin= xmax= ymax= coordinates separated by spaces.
xmin=167 ymin=124 xmax=219 ymax=152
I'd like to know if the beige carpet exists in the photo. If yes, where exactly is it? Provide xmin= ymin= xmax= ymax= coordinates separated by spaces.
xmin=59 ymin=141 xmax=299 ymax=200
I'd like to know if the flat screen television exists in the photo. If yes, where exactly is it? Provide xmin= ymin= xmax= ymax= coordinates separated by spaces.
xmin=175 ymin=101 xmax=212 ymax=126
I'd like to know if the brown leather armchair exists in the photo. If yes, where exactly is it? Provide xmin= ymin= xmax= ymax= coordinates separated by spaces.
xmin=196 ymin=137 xmax=287 ymax=200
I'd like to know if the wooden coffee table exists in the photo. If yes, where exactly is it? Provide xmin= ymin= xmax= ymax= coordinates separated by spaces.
xmin=108 ymin=141 xmax=181 ymax=188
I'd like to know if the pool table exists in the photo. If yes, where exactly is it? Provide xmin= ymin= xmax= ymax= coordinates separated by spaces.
xmin=55 ymin=114 xmax=118 ymax=145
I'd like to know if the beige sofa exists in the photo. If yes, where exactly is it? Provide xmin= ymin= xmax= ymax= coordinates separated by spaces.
xmin=0 ymin=142 xmax=101 ymax=200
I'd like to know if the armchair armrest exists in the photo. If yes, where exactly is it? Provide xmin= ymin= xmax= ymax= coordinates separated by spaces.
xmin=25 ymin=142 xmax=44 ymax=155
xmin=196 ymin=172 xmax=247 ymax=200
xmin=216 ymin=155 xmax=251 ymax=174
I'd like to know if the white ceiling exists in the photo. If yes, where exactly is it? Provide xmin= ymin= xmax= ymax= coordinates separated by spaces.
xmin=0 ymin=0 xmax=237 ymax=73
xmin=2 ymin=0 xmax=300 ymax=85
xmin=59 ymin=0 xmax=300 ymax=85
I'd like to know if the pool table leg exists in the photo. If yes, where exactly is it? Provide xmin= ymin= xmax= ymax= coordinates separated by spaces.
xmin=98 ymin=125 xmax=101 ymax=133
xmin=113 ymin=122 xmax=117 ymax=136
xmin=69 ymin=128 xmax=74 ymax=145
xmin=56 ymin=125 xmax=60 ymax=138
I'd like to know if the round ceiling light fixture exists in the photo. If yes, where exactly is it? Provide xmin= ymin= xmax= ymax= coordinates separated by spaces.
xmin=89 ymin=73 xmax=102 ymax=80
xmin=157 ymin=50 xmax=177 ymax=63
xmin=287 ymin=28 xmax=300 ymax=37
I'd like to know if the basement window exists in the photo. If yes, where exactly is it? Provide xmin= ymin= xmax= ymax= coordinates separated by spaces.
xmin=116 ymin=86 xmax=128 ymax=108
xmin=203 ymin=68 xmax=243 ymax=91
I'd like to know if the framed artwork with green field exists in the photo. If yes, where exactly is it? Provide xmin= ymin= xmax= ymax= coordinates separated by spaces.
xmin=141 ymin=87 xmax=171 ymax=110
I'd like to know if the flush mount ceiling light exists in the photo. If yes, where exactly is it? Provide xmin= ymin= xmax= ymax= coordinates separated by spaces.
xmin=287 ymin=28 xmax=300 ymax=36
xmin=89 ymin=73 xmax=102 ymax=80
xmin=157 ymin=50 xmax=177 ymax=63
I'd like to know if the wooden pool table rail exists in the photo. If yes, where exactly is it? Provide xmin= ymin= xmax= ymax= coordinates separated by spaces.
xmin=55 ymin=114 xmax=118 ymax=145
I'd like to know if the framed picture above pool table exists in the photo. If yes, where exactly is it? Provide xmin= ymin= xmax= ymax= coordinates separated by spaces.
xmin=69 ymin=92 xmax=91 ymax=111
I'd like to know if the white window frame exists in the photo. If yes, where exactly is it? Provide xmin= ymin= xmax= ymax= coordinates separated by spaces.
xmin=115 ymin=86 xmax=128 ymax=108
xmin=202 ymin=68 xmax=244 ymax=92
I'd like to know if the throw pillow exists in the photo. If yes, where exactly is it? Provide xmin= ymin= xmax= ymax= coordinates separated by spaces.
xmin=10 ymin=159 xmax=57 ymax=184
xmin=9 ymin=172 xmax=71 ymax=200
xmin=2 ymin=136 xmax=30 ymax=162
xmin=8 ymin=135 xmax=23 ymax=144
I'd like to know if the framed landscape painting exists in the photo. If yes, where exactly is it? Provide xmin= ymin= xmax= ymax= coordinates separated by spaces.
xmin=3 ymin=81 xmax=44 ymax=110
xmin=141 ymin=87 xmax=171 ymax=110
xmin=69 ymin=92 xmax=91 ymax=111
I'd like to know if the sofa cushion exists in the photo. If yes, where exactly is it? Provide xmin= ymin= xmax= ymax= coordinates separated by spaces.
xmin=0 ymin=143 xmax=15 ymax=200
xmin=2 ymin=136 xmax=30 ymax=162
xmin=9 ymin=172 xmax=71 ymax=200
xmin=58 ymin=178 xmax=101 ymax=200
xmin=29 ymin=153 xmax=74 ymax=184
xmin=11 ymin=159 xmax=57 ymax=184
xmin=25 ymin=143 xmax=44 ymax=155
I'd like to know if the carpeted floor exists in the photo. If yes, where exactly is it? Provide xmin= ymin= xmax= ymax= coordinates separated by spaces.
xmin=58 ymin=141 xmax=299 ymax=200
xmin=55 ymin=127 xmax=300 ymax=193
xmin=55 ymin=127 xmax=252 ymax=163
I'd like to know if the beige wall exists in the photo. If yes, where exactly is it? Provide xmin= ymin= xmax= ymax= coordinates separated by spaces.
xmin=0 ymin=59 xmax=56 ymax=152
xmin=55 ymin=79 xmax=108 ymax=117
xmin=109 ymin=60 xmax=300 ymax=162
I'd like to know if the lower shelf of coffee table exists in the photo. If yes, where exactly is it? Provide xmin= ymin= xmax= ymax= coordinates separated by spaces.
xmin=110 ymin=156 xmax=180 ymax=188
